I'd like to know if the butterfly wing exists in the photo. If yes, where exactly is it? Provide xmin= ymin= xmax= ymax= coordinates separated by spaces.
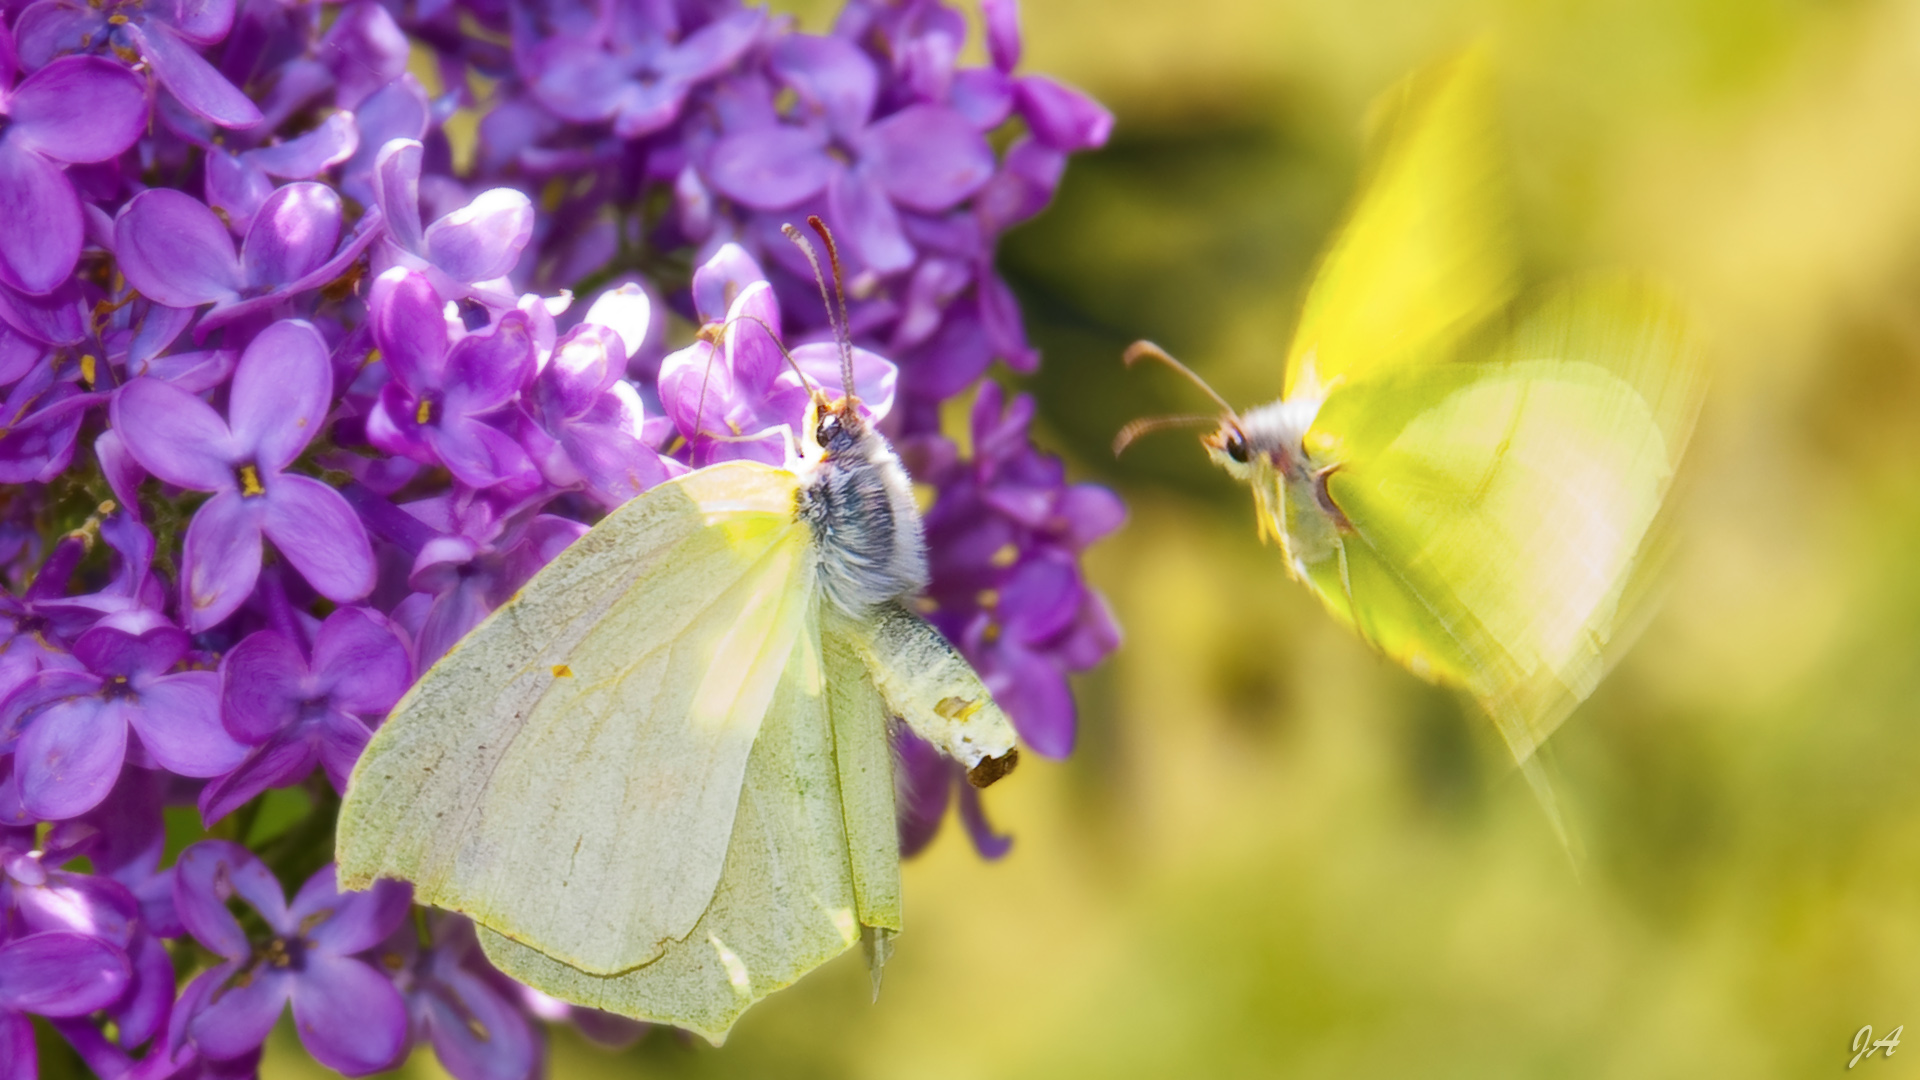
xmin=1303 ymin=282 xmax=1704 ymax=759
xmin=1283 ymin=50 xmax=1516 ymax=400
xmin=336 ymin=461 xmax=816 ymax=976
xmin=475 ymin=614 xmax=903 ymax=1044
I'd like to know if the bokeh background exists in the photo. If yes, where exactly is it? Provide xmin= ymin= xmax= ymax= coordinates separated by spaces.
xmin=274 ymin=0 xmax=1920 ymax=1075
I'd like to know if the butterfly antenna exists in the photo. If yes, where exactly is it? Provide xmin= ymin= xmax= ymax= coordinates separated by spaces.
xmin=1112 ymin=414 xmax=1219 ymax=456
xmin=807 ymin=216 xmax=858 ymax=399
xmin=782 ymin=221 xmax=858 ymax=406
xmin=721 ymin=311 xmax=818 ymax=395
xmin=1123 ymin=340 xmax=1236 ymax=415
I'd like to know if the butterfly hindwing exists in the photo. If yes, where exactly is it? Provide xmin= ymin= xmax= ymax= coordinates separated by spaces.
xmin=1306 ymin=283 xmax=1702 ymax=757
xmin=476 ymin=610 xmax=904 ymax=1043
xmin=337 ymin=462 xmax=815 ymax=976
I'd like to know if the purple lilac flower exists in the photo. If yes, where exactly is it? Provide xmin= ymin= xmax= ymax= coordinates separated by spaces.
xmin=200 ymin=606 xmax=412 ymax=824
xmin=0 ymin=931 xmax=132 ymax=1075
xmin=0 ymin=52 xmax=147 ymax=295
xmin=0 ymin=0 xmax=1118 ymax=1069
xmin=112 ymin=318 xmax=376 ymax=630
xmin=379 ymin=913 xmax=543 ymax=1080
xmin=12 ymin=0 xmax=260 ymax=128
xmin=113 ymin=185 xmax=383 ymax=336
xmin=365 ymin=268 xmax=541 ymax=489
xmin=0 ymin=609 xmax=246 ymax=820
xmin=173 ymin=841 xmax=411 ymax=1075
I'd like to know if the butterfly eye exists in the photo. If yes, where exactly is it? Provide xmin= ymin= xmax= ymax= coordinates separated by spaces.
xmin=1225 ymin=432 xmax=1250 ymax=464
xmin=815 ymin=412 xmax=841 ymax=446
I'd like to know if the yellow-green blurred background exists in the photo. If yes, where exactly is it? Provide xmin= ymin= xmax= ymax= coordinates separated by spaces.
xmin=280 ymin=0 xmax=1920 ymax=1075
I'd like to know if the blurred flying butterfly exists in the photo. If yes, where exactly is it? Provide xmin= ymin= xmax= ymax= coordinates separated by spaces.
xmin=336 ymin=219 xmax=1019 ymax=1042
xmin=1118 ymin=52 xmax=1705 ymax=833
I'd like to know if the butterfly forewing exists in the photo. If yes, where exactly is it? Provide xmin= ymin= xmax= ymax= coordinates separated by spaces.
xmin=1283 ymin=51 xmax=1517 ymax=400
xmin=337 ymin=462 xmax=815 ymax=976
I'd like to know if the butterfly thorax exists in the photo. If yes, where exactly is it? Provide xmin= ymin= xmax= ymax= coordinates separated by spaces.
xmin=1205 ymin=394 xmax=1350 ymax=576
xmin=794 ymin=401 xmax=929 ymax=617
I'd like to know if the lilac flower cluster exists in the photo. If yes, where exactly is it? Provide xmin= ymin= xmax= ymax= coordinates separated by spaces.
xmin=0 ymin=0 xmax=1115 ymax=1073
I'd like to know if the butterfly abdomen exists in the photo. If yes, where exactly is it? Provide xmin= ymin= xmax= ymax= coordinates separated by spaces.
xmin=797 ymin=411 xmax=929 ymax=617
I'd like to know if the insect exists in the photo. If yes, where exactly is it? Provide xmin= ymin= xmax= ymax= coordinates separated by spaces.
xmin=336 ymin=220 xmax=1018 ymax=1043
xmin=1118 ymin=54 xmax=1705 ymax=831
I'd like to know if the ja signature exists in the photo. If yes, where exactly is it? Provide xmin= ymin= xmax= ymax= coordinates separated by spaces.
xmin=1852 ymin=1025 xmax=1903 ymax=1068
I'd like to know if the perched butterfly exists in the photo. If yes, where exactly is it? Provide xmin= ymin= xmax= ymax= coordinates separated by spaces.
xmin=1119 ymin=54 xmax=1705 ymax=822
xmin=336 ymin=221 xmax=1019 ymax=1042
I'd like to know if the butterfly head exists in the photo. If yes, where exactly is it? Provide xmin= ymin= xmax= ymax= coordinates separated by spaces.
xmin=800 ymin=391 xmax=869 ymax=463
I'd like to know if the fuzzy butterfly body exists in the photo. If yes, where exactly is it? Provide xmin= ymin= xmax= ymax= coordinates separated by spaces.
xmin=337 ymin=231 xmax=1018 ymax=1042
xmin=1127 ymin=53 xmax=1705 ymax=793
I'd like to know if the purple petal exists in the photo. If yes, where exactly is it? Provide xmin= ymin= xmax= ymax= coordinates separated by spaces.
xmin=111 ymin=376 xmax=236 ymax=490
xmin=306 ymin=616 xmax=404 ymax=720
xmin=660 ymin=8 xmax=764 ymax=82
xmin=689 ymin=243 xmax=767 ymax=324
xmin=17 ymin=697 xmax=126 ymax=820
xmin=293 ymin=868 xmax=410 ymax=954
xmin=0 ymin=933 xmax=130 ymax=1016
xmin=1059 ymin=485 xmax=1127 ymax=548
xmin=706 ymin=125 xmax=835 ymax=210
xmin=442 ymin=312 xmax=535 ymax=413
xmin=957 ymin=780 xmax=1013 ymax=859
xmin=129 ymin=670 xmax=248 ymax=777
xmin=370 ymin=268 xmax=448 ymax=391
xmin=0 ymin=142 xmax=81 ymax=295
xmin=827 ymin=165 xmax=914 ymax=275
xmin=987 ymin=643 xmax=1074 ymax=758
xmin=5 ymin=57 xmax=148 ymax=164
xmin=127 ymin=22 xmax=263 ymax=128
xmin=425 ymin=418 xmax=537 ymax=489
xmin=983 ymin=0 xmax=1023 ymax=72
xmin=424 ymin=188 xmax=534 ymax=284
xmin=950 ymin=68 xmax=1015 ymax=130
xmin=229 ymin=319 xmax=331 ymax=470
xmin=319 ymin=1 xmax=407 ymax=109
xmin=724 ymin=280 xmax=784 ymax=394
xmin=0 ymin=275 xmax=88 ymax=343
xmin=769 ymin=34 xmax=876 ymax=138
xmin=860 ymin=105 xmax=995 ymax=212
xmin=113 ymin=189 xmax=244 ymax=308
xmin=584 ymin=282 xmax=653 ymax=360
xmin=893 ymin=728 xmax=951 ymax=858
xmin=0 ymin=1013 xmax=32 ymax=1080
xmin=526 ymin=44 xmax=626 ymax=124
xmin=199 ymin=728 xmax=321 ymax=824
xmin=262 ymin=475 xmax=376 ymax=604
xmin=205 ymin=149 xmax=274 ymax=238
xmin=242 ymin=183 xmax=343 ymax=289
xmin=219 ymin=629 xmax=306 ymax=743
xmin=424 ymin=966 xmax=542 ymax=1080
xmin=373 ymin=139 xmax=425 ymax=255
xmin=797 ymin=343 xmax=895 ymax=413
xmin=1015 ymin=75 xmax=1114 ymax=152
xmin=540 ymin=325 xmax=623 ymax=421
xmin=250 ymin=113 xmax=360 ymax=178
xmin=181 ymin=491 xmax=265 ymax=632
xmin=11 ymin=2 xmax=93 ymax=72
xmin=315 ymin=709 xmax=371 ymax=791
xmin=72 ymin=615 xmax=189 ymax=678
xmin=289 ymin=953 xmax=407 ymax=1074
xmin=187 ymin=963 xmax=292 ymax=1059
xmin=610 ymin=78 xmax=689 ymax=140
xmin=169 ymin=0 xmax=237 ymax=44
xmin=175 ymin=840 xmax=290 ymax=951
